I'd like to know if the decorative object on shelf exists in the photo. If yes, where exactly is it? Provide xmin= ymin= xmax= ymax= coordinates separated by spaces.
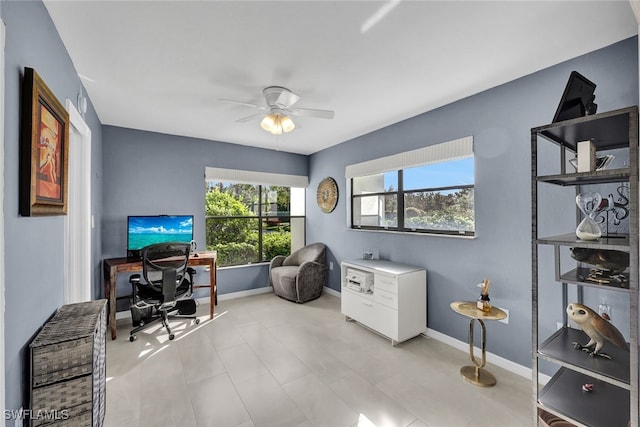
xmin=569 ymin=247 xmax=629 ymax=273
xmin=582 ymin=383 xmax=594 ymax=393
xmin=569 ymin=154 xmax=614 ymax=172
xmin=575 ymin=192 xmax=602 ymax=240
xmin=576 ymin=140 xmax=596 ymax=172
xmin=570 ymin=247 xmax=629 ymax=286
xmin=567 ymin=302 xmax=629 ymax=359
xmin=551 ymin=71 xmax=597 ymax=123
xmin=20 ymin=67 xmax=70 ymax=216
xmin=316 ymin=177 xmax=339 ymax=213
xmin=593 ymin=183 xmax=630 ymax=236
xmin=476 ymin=278 xmax=491 ymax=313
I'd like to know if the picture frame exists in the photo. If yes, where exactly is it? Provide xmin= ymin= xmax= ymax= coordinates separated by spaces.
xmin=20 ymin=67 xmax=69 ymax=216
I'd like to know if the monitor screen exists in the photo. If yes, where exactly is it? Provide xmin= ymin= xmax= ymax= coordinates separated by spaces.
xmin=127 ymin=215 xmax=194 ymax=258
xmin=552 ymin=71 xmax=597 ymax=123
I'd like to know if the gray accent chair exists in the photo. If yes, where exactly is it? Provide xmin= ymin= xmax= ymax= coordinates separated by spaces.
xmin=269 ymin=243 xmax=327 ymax=303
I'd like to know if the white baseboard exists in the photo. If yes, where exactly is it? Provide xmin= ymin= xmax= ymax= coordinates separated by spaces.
xmin=323 ymin=286 xmax=341 ymax=298
xmin=424 ymin=328 xmax=550 ymax=384
xmin=216 ymin=286 xmax=273 ymax=301
xmin=319 ymin=289 xmax=548 ymax=384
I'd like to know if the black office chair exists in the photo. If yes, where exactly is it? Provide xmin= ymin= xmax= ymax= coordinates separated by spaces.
xmin=128 ymin=242 xmax=200 ymax=342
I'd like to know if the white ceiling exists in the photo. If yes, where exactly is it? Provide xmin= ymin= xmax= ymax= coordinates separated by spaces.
xmin=43 ymin=1 xmax=637 ymax=155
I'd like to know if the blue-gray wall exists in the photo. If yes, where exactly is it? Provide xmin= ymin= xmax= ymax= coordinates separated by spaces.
xmin=2 ymin=0 xmax=103 ymax=413
xmin=101 ymin=126 xmax=307 ymax=304
xmin=2 ymin=0 xmax=638 ymax=414
xmin=306 ymin=37 xmax=638 ymax=368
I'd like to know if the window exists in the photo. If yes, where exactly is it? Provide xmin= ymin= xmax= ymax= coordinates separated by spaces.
xmin=348 ymin=136 xmax=474 ymax=236
xmin=205 ymin=168 xmax=306 ymax=267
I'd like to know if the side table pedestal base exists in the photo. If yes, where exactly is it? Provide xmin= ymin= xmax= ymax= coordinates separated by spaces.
xmin=460 ymin=366 xmax=496 ymax=387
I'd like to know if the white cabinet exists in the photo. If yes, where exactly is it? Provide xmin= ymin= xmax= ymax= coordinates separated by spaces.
xmin=341 ymin=259 xmax=427 ymax=345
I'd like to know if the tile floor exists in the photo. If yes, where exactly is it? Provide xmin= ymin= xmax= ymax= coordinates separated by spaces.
xmin=104 ymin=292 xmax=533 ymax=427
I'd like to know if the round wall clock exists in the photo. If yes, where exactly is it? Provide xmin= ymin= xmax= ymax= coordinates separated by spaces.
xmin=316 ymin=177 xmax=339 ymax=213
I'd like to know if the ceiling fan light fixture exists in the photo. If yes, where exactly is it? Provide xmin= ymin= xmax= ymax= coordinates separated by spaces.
xmin=260 ymin=114 xmax=276 ymax=132
xmin=261 ymin=113 xmax=295 ymax=135
xmin=281 ymin=115 xmax=295 ymax=133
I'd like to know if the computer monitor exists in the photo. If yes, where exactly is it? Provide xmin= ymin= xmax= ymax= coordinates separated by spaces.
xmin=127 ymin=215 xmax=194 ymax=258
xmin=552 ymin=71 xmax=597 ymax=123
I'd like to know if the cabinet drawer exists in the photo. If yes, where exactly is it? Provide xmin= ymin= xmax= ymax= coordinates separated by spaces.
xmin=375 ymin=275 xmax=397 ymax=294
xmin=375 ymin=288 xmax=398 ymax=310
xmin=342 ymin=289 xmax=377 ymax=326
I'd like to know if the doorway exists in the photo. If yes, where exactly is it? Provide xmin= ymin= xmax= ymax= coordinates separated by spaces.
xmin=64 ymin=100 xmax=92 ymax=304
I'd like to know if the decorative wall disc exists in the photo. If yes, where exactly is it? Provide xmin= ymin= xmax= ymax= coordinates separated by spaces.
xmin=316 ymin=177 xmax=338 ymax=213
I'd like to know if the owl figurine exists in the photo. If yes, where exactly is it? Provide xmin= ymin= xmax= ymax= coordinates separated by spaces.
xmin=566 ymin=302 xmax=629 ymax=359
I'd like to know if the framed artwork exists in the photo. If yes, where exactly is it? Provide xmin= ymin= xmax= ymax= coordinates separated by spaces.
xmin=20 ymin=67 xmax=69 ymax=216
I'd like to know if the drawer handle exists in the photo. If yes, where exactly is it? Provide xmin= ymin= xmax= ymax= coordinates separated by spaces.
xmin=360 ymin=301 xmax=373 ymax=307
xmin=381 ymin=295 xmax=393 ymax=300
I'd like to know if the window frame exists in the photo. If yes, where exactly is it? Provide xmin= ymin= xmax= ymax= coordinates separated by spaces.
xmin=348 ymin=137 xmax=475 ymax=237
xmin=204 ymin=167 xmax=308 ymax=268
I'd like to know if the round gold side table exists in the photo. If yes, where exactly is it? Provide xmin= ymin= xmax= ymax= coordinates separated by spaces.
xmin=450 ymin=301 xmax=507 ymax=387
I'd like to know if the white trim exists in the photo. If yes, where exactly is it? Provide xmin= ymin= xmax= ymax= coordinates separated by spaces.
xmin=323 ymin=286 xmax=341 ymax=298
xmin=64 ymin=99 xmax=92 ymax=303
xmin=323 ymin=290 xmax=547 ymax=383
xmin=0 ymin=18 xmax=6 ymax=427
xmin=205 ymin=166 xmax=308 ymax=187
xmin=216 ymin=286 xmax=273 ymax=301
xmin=630 ymin=0 xmax=640 ymax=25
xmin=424 ymin=328 xmax=550 ymax=384
xmin=345 ymin=136 xmax=473 ymax=178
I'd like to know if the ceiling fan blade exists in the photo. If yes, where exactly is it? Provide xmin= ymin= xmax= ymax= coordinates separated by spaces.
xmin=275 ymin=90 xmax=300 ymax=108
xmin=235 ymin=113 xmax=264 ymax=123
xmin=290 ymin=108 xmax=335 ymax=119
xmin=220 ymin=99 xmax=267 ymax=111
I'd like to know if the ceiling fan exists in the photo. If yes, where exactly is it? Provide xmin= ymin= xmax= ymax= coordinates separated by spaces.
xmin=221 ymin=86 xmax=335 ymax=135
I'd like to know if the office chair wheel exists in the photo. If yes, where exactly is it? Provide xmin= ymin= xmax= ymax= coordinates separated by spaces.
xmin=169 ymin=333 xmax=175 ymax=340
xmin=129 ymin=335 xmax=137 ymax=342
xmin=195 ymin=318 xmax=200 ymax=325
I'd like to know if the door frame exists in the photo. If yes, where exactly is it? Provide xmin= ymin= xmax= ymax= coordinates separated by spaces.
xmin=0 ymin=17 xmax=6 ymax=427
xmin=64 ymin=99 xmax=92 ymax=303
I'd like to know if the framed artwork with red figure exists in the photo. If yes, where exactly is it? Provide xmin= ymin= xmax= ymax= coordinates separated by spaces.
xmin=20 ymin=67 xmax=69 ymax=216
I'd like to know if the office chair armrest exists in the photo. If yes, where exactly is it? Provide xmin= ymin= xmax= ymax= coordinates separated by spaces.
xmin=129 ymin=274 xmax=141 ymax=284
xmin=187 ymin=267 xmax=197 ymax=275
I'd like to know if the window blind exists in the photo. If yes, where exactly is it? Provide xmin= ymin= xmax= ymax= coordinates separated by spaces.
xmin=345 ymin=136 xmax=473 ymax=178
xmin=205 ymin=167 xmax=308 ymax=188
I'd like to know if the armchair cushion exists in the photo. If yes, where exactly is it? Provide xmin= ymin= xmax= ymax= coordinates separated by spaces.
xmin=270 ymin=243 xmax=327 ymax=303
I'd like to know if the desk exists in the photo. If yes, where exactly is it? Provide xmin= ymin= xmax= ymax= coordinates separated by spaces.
xmin=103 ymin=252 xmax=216 ymax=340
xmin=450 ymin=301 xmax=506 ymax=387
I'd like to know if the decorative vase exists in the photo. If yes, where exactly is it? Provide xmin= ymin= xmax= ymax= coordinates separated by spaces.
xmin=575 ymin=192 xmax=602 ymax=240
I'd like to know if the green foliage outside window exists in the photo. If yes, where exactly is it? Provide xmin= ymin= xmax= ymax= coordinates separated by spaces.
xmin=205 ymin=185 xmax=293 ymax=266
xmin=404 ymin=188 xmax=474 ymax=231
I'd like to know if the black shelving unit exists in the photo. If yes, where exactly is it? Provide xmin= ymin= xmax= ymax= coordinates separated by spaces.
xmin=531 ymin=106 xmax=639 ymax=427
